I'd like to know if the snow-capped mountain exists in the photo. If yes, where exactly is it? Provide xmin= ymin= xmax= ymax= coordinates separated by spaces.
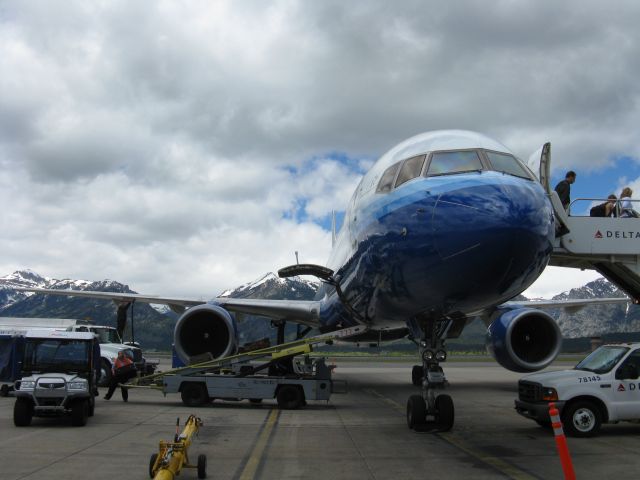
xmin=551 ymin=277 xmax=640 ymax=338
xmin=220 ymin=272 xmax=318 ymax=300
xmin=0 ymin=270 xmax=176 ymax=350
xmin=3 ymin=269 xmax=640 ymax=350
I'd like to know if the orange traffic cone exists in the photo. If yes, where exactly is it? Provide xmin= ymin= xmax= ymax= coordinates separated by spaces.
xmin=549 ymin=402 xmax=576 ymax=480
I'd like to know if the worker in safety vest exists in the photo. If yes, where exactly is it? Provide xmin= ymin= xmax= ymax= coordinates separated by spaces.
xmin=103 ymin=350 xmax=136 ymax=402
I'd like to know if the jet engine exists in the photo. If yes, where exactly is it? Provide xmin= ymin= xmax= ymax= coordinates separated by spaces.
xmin=486 ymin=308 xmax=562 ymax=373
xmin=173 ymin=304 xmax=238 ymax=365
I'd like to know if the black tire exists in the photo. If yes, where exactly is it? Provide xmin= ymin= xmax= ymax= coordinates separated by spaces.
xmin=197 ymin=454 xmax=207 ymax=479
xmin=88 ymin=397 xmax=95 ymax=417
xmin=249 ymin=398 xmax=263 ymax=404
xmin=13 ymin=398 xmax=33 ymax=427
xmin=180 ymin=383 xmax=209 ymax=407
xmin=406 ymin=394 xmax=426 ymax=429
xmin=562 ymin=400 xmax=602 ymax=437
xmin=0 ymin=384 xmax=10 ymax=397
xmin=434 ymin=394 xmax=454 ymax=432
xmin=149 ymin=453 xmax=158 ymax=478
xmin=99 ymin=359 xmax=112 ymax=388
xmin=71 ymin=399 xmax=89 ymax=426
xmin=276 ymin=385 xmax=303 ymax=410
xmin=411 ymin=365 xmax=424 ymax=386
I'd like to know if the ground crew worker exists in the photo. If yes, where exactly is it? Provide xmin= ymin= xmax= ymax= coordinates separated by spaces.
xmin=104 ymin=350 xmax=136 ymax=402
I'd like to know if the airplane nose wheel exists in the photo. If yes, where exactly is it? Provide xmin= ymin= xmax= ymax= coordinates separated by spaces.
xmin=407 ymin=341 xmax=454 ymax=431
xmin=406 ymin=393 xmax=455 ymax=432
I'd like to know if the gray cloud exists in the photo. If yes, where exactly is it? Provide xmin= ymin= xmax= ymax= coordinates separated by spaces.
xmin=1 ymin=0 xmax=640 ymax=296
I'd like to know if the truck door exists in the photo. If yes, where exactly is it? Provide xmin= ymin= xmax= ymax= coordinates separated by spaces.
xmin=612 ymin=348 xmax=640 ymax=419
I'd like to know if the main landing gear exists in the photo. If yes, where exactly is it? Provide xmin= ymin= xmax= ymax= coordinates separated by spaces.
xmin=407 ymin=340 xmax=454 ymax=432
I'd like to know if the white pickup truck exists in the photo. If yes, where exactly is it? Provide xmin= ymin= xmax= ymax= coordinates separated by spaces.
xmin=515 ymin=343 xmax=640 ymax=437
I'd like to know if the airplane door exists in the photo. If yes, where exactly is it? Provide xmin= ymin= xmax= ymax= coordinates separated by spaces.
xmin=527 ymin=142 xmax=551 ymax=193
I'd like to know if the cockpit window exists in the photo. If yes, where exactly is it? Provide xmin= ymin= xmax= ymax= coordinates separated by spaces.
xmin=376 ymin=162 xmax=401 ymax=193
xmin=426 ymin=150 xmax=483 ymax=176
xmin=395 ymin=155 xmax=426 ymax=188
xmin=485 ymin=151 xmax=531 ymax=179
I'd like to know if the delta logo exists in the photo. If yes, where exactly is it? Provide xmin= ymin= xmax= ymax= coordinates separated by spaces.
xmin=618 ymin=383 xmax=626 ymax=392
xmin=595 ymin=230 xmax=603 ymax=239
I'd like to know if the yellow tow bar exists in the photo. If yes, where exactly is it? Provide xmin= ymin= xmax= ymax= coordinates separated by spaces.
xmin=149 ymin=415 xmax=206 ymax=480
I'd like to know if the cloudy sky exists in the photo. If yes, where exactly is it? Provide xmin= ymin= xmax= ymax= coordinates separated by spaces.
xmin=2 ymin=0 xmax=640 ymax=299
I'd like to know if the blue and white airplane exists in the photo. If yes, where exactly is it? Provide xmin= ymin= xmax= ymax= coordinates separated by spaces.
xmin=21 ymin=130 xmax=629 ymax=431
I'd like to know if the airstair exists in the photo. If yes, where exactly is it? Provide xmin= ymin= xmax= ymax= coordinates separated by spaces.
xmin=529 ymin=144 xmax=640 ymax=301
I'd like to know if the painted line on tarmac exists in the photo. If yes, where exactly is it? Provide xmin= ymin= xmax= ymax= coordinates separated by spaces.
xmin=364 ymin=389 xmax=541 ymax=480
xmin=237 ymin=408 xmax=280 ymax=480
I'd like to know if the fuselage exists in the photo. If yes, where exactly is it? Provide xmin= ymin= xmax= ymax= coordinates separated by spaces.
xmin=316 ymin=130 xmax=555 ymax=331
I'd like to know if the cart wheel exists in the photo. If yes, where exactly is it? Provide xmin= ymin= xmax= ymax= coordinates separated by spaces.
xmin=180 ymin=382 xmax=209 ymax=407
xmin=148 ymin=453 xmax=158 ymax=478
xmin=197 ymin=454 xmax=207 ymax=479
xmin=70 ymin=399 xmax=89 ymax=427
xmin=276 ymin=385 xmax=303 ymax=409
xmin=13 ymin=398 xmax=33 ymax=427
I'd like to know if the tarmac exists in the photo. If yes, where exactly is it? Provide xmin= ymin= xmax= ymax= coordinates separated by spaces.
xmin=1 ymin=358 xmax=639 ymax=480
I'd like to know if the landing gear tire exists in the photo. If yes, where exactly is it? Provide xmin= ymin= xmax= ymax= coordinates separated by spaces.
xmin=406 ymin=394 xmax=427 ymax=429
xmin=434 ymin=394 xmax=454 ymax=432
xmin=411 ymin=365 xmax=423 ymax=386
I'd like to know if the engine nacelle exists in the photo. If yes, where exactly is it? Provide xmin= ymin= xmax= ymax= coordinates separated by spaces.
xmin=173 ymin=304 xmax=238 ymax=365
xmin=486 ymin=308 xmax=562 ymax=373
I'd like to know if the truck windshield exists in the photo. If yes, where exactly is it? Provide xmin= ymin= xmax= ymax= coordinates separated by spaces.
xmin=91 ymin=328 xmax=122 ymax=344
xmin=574 ymin=346 xmax=630 ymax=374
xmin=23 ymin=339 xmax=90 ymax=374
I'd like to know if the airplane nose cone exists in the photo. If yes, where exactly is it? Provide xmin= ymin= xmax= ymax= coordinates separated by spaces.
xmin=432 ymin=178 xmax=553 ymax=296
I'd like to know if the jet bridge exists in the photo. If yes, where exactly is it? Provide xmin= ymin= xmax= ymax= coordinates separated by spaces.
xmin=529 ymin=144 xmax=640 ymax=300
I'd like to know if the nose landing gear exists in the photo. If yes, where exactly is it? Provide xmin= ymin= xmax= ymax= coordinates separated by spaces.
xmin=407 ymin=340 xmax=454 ymax=432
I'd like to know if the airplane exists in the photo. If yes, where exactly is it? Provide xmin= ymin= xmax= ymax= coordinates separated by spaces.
xmin=18 ymin=129 xmax=631 ymax=432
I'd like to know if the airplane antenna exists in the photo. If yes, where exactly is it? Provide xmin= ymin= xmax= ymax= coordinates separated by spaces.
xmin=295 ymin=251 xmax=299 ymax=264
xmin=331 ymin=210 xmax=337 ymax=247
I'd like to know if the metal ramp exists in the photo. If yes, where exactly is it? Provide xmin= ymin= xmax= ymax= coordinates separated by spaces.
xmin=528 ymin=143 xmax=640 ymax=300
xmin=127 ymin=325 xmax=366 ymax=389
xmin=550 ymin=212 xmax=640 ymax=301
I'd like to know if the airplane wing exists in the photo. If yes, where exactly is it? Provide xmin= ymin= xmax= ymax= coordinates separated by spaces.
xmin=14 ymin=287 xmax=322 ymax=327
xmin=503 ymin=297 xmax=632 ymax=313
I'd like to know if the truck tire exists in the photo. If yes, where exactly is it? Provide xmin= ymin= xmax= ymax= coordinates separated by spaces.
xmin=276 ymin=385 xmax=303 ymax=409
xmin=180 ymin=383 xmax=209 ymax=407
xmin=71 ymin=399 xmax=89 ymax=426
xmin=562 ymin=400 xmax=602 ymax=437
xmin=197 ymin=454 xmax=207 ymax=479
xmin=99 ymin=359 xmax=112 ymax=388
xmin=13 ymin=398 xmax=33 ymax=427
xmin=406 ymin=394 xmax=426 ymax=429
